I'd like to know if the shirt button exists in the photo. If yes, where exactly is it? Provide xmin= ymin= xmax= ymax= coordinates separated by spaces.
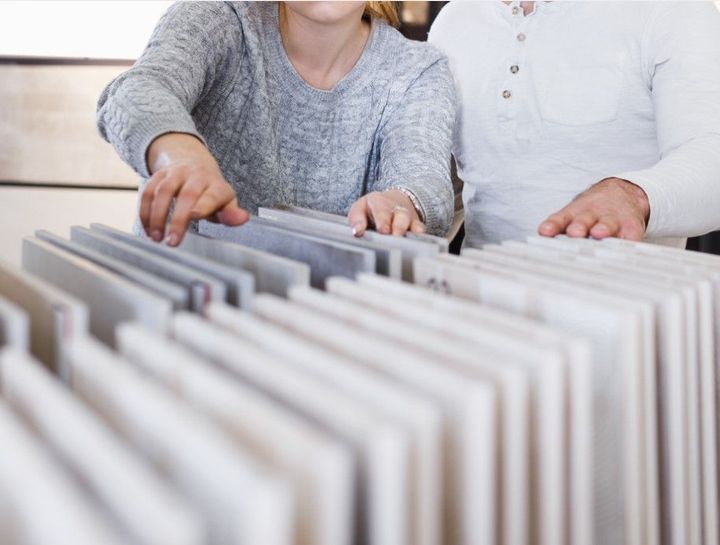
xmin=502 ymin=90 xmax=512 ymax=99
xmin=510 ymin=65 xmax=519 ymax=74
xmin=512 ymin=6 xmax=520 ymax=15
xmin=517 ymin=33 xmax=526 ymax=42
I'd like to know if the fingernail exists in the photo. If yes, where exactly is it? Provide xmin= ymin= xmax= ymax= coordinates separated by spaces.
xmin=352 ymin=223 xmax=362 ymax=236
xmin=594 ymin=224 xmax=608 ymax=232
xmin=166 ymin=232 xmax=178 ymax=246
xmin=540 ymin=222 xmax=554 ymax=231
xmin=151 ymin=229 xmax=162 ymax=242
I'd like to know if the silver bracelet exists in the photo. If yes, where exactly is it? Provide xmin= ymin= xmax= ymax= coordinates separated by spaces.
xmin=385 ymin=186 xmax=426 ymax=223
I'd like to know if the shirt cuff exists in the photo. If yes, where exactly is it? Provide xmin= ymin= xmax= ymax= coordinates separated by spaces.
xmin=383 ymin=181 xmax=452 ymax=236
xmin=126 ymin=114 xmax=206 ymax=179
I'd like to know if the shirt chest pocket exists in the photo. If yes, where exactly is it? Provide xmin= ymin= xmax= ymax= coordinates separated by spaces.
xmin=538 ymin=65 xmax=622 ymax=126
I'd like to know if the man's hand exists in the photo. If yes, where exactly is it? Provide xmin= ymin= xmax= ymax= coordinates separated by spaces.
xmin=538 ymin=177 xmax=650 ymax=241
xmin=141 ymin=133 xmax=249 ymax=246
xmin=348 ymin=189 xmax=426 ymax=237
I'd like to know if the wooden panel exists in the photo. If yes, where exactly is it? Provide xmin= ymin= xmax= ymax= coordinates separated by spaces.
xmin=0 ymin=64 xmax=138 ymax=187
xmin=0 ymin=186 xmax=137 ymax=266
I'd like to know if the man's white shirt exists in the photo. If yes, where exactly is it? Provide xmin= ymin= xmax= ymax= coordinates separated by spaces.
xmin=429 ymin=1 xmax=720 ymax=248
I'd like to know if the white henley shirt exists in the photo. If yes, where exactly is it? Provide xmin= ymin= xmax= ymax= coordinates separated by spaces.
xmin=429 ymin=1 xmax=720 ymax=248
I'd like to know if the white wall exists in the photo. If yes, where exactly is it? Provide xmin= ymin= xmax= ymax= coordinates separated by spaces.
xmin=0 ymin=187 xmax=137 ymax=267
xmin=0 ymin=1 xmax=172 ymax=59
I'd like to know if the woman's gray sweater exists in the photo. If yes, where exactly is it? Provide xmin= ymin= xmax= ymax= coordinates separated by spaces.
xmin=97 ymin=1 xmax=456 ymax=235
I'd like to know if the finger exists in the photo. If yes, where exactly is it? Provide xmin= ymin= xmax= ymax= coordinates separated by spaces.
xmin=589 ymin=215 xmax=621 ymax=239
xmin=139 ymin=173 xmax=165 ymax=240
xmin=410 ymin=219 xmax=426 ymax=234
xmin=148 ymin=176 xmax=182 ymax=242
xmin=538 ymin=209 xmax=573 ymax=237
xmin=348 ymin=198 xmax=369 ymax=237
xmin=367 ymin=197 xmax=393 ymax=235
xmin=216 ymin=199 xmax=250 ymax=226
xmin=565 ymin=212 xmax=599 ymax=238
xmin=391 ymin=207 xmax=412 ymax=236
xmin=189 ymin=183 xmax=237 ymax=221
xmin=165 ymin=178 xmax=209 ymax=246
xmin=618 ymin=216 xmax=645 ymax=241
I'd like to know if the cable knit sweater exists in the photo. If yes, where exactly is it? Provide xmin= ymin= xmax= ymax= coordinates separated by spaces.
xmin=97 ymin=1 xmax=456 ymax=236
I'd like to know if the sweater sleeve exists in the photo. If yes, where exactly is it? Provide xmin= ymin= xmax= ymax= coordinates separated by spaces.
xmin=614 ymin=2 xmax=720 ymax=238
xmin=96 ymin=1 xmax=243 ymax=179
xmin=374 ymin=54 xmax=457 ymax=237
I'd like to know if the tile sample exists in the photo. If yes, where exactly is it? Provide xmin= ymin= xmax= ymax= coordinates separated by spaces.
xmin=0 ymin=259 xmax=88 ymax=375
xmin=200 ymin=218 xmax=376 ymax=288
xmin=247 ymin=294 xmax=497 ymax=545
xmin=22 ymin=237 xmax=171 ymax=348
xmin=0 ymin=348 xmax=204 ymax=545
xmin=0 ymin=392 xmax=127 ymax=545
xmin=36 ymin=229 xmax=189 ymax=310
xmin=258 ymin=208 xmax=440 ymax=280
xmin=70 ymin=226 xmax=225 ymax=311
xmin=116 ymin=322 xmax=354 ymax=545
xmin=66 ymin=336 xmax=293 ymax=545
xmin=205 ymin=303 xmax=443 ymax=545
xmin=0 ymin=294 xmax=29 ymax=349
xmin=354 ymin=272 xmax=595 ymax=545
xmin=88 ymin=224 xmax=254 ymax=308
xmin=171 ymin=312 xmax=412 ymax=545
xmin=413 ymin=255 xmax=645 ymax=545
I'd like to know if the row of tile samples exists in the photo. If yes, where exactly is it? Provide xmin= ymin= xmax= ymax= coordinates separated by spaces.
xmin=0 ymin=206 xmax=716 ymax=545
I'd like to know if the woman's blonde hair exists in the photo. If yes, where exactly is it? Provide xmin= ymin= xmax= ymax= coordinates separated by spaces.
xmin=364 ymin=2 xmax=400 ymax=28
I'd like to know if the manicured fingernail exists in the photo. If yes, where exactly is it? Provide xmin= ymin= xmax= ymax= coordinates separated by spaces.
xmin=151 ymin=229 xmax=162 ymax=242
xmin=352 ymin=223 xmax=363 ymax=236
xmin=166 ymin=232 xmax=178 ymax=246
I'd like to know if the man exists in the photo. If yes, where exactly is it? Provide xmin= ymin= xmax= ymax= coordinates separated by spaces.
xmin=429 ymin=1 xmax=720 ymax=248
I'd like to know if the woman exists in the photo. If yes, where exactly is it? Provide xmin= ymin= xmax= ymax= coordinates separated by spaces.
xmin=97 ymin=1 xmax=455 ymax=246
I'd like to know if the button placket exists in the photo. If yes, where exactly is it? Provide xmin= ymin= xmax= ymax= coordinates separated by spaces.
xmin=499 ymin=12 xmax=529 ymax=120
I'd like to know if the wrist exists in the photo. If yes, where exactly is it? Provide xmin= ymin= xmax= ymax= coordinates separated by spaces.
xmin=608 ymin=177 xmax=650 ymax=223
xmin=384 ymin=186 xmax=425 ymax=223
xmin=147 ymin=132 xmax=210 ymax=174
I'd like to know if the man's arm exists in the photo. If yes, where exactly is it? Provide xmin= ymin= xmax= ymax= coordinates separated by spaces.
xmin=540 ymin=3 xmax=720 ymax=240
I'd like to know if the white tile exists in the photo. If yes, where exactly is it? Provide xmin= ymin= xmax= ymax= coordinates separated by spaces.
xmin=66 ymin=336 xmax=293 ymax=545
xmin=247 ymin=293 xmax=497 ymax=545
xmin=116 ymin=321 xmax=353 ymax=545
xmin=160 ymin=230 xmax=309 ymax=298
xmin=200 ymin=219 xmax=376 ymax=289
xmin=414 ymin=254 xmax=646 ymax=545
xmin=22 ymin=237 xmax=171 ymax=348
xmin=0 ymin=258 xmax=88 ymax=375
xmin=0 ymin=388 xmax=127 ymax=545
xmin=0 ymin=295 xmax=28 ymax=349
xmin=0 ymin=348 xmax=204 ymax=545
xmin=517 ymin=236 xmax=716 ymax=545
xmin=322 ymin=276 xmax=571 ymax=545
xmin=208 ymin=300 xmax=443 ymax=545
xmin=70 ymin=226 xmax=225 ymax=311
xmin=354 ymin=272 xmax=595 ymax=545
xmin=171 ymin=312 xmax=411 ymax=545
xmin=89 ymin=224 xmax=255 ymax=309
xmin=35 ymin=230 xmax=189 ymax=311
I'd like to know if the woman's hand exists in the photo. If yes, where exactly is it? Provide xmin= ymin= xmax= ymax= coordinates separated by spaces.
xmin=141 ymin=133 xmax=249 ymax=246
xmin=348 ymin=189 xmax=426 ymax=237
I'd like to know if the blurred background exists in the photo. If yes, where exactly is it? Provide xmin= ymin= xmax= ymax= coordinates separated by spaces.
xmin=1 ymin=1 xmax=718 ymax=265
